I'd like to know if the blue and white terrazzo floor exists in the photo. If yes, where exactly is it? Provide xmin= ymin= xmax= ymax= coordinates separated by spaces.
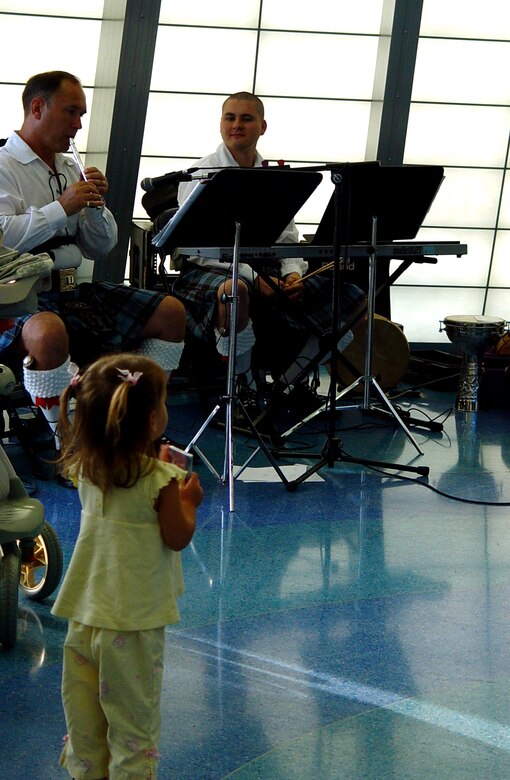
xmin=2 ymin=372 xmax=510 ymax=779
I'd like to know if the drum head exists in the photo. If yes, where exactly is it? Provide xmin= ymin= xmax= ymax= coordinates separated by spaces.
xmin=444 ymin=314 xmax=505 ymax=328
xmin=443 ymin=314 xmax=506 ymax=352
xmin=334 ymin=315 xmax=410 ymax=390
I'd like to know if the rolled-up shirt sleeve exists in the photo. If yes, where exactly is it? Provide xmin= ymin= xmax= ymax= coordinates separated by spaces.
xmin=0 ymin=134 xmax=117 ymax=262
xmin=0 ymin=179 xmax=69 ymax=253
xmin=76 ymin=205 xmax=118 ymax=260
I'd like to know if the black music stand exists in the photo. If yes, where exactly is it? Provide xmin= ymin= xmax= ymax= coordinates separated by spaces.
xmin=270 ymin=163 xmax=445 ymax=489
xmin=153 ymin=167 xmax=322 ymax=511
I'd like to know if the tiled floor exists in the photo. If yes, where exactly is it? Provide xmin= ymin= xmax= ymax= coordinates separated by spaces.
xmin=2 ymin=365 xmax=510 ymax=779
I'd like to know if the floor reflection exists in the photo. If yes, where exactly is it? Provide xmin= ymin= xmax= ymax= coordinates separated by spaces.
xmin=3 ymin=383 xmax=510 ymax=778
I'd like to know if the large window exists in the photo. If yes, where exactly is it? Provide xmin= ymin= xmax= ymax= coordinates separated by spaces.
xmin=0 ymin=4 xmax=103 ymax=144
xmin=138 ymin=0 xmax=386 ymax=233
xmin=394 ymin=0 xmax=510 ymax=342
xmin=0 ymin=3 xmax=104 ymax=281
xmin=1 ymin=1 xmax=509 ymax=344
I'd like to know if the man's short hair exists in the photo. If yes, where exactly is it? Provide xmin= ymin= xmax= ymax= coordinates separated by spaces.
xmin=223 ymin=92 xmax=265 ymax=120
xmin=22 ymin=71 xmax=82 ymax=115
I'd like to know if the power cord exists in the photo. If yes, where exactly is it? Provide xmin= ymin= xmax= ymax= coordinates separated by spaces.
xmin=354 ymin=459 xmax=510 ymax=506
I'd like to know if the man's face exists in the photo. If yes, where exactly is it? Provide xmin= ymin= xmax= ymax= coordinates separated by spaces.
xmin=34 ymin=79 xmax=87 ymax=154
xmin=220 ymin=98 xmax=267 ymax=159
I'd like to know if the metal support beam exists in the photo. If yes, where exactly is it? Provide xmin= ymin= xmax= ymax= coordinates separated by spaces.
xmin=364 ymin=0 xmax=423 ymax=318
xmin=93 ymin=0 xmax=161 ymax=282
xmin=365 ymin=0 xmax=396 ymax=162
xmin=85 ymin=0 xmax=127 ymax=179
xmin=376 ymin=0 xmax=424 ymax=165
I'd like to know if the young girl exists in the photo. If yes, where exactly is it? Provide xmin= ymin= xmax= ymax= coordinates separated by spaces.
xmin=52 ymin=352 xmax=203 ymax=780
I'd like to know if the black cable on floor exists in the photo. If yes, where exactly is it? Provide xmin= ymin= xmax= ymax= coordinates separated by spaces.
xmin=358 ymin=461 xmax=510 ymax=507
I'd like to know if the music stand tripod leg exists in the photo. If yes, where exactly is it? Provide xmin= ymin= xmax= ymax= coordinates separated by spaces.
xmin=184 ymin=222 xmax=293 ymax=510
xmin=354 ymin=218 xmax=424 ymax=456
xmin=222 ymin=221 xmax=243 ymax=512
xmin=178 ymin=222 xmax=241 ymax=512
xmin=271 ymin=183 xmax=430 ymax=485
xmin=184 ymin=403 xmax=223 ymax=481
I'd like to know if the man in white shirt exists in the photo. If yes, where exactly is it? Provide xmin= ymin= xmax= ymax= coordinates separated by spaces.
xmin=0 ymin=70 xmax=186 ymax=442
xmin=173 ymin=92 xmax=364 ymax=418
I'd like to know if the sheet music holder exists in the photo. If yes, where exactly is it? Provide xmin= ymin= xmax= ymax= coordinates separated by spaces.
xmin=267 ymin=162 xmax=447 ymax=489
xmin=152 ymin=167 xmax=322 ymax=511
xmin=304 ymin=162 xmax=444 ymax=319
xmin=312 ymin=163 xmax=444 ymax=245
xmin=152 ymin=167 xmax=322 ymax=250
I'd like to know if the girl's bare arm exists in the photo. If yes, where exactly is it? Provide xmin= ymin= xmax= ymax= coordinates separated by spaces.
xmin=156 ymin=472 xmax=203 ymax=550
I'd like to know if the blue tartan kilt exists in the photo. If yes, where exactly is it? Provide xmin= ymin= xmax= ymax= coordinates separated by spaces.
xmin=0 ymin=282 xmax=166 ymax=358
xmin=172 ymin=263 xmax=365 ymax=342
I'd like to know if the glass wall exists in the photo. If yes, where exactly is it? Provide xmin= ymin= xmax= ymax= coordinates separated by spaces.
xmin=138 ymin=0 xmax=386 ymax=233
xmin=0 ymin=3 xmax=104 ymax=144
xmin=1 ymin=1 xmax=509 ymax=344
xmin=394 ymin=0 xmax=510 ymax=342
xmin=0 ymin=2 xmax=104 ymax=281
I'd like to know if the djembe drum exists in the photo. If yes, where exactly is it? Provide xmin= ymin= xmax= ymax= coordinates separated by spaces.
xmin=334 ymin=314 xmax=410 ymax=390
xmin=441 ymin=314 xmax=506 ymax=411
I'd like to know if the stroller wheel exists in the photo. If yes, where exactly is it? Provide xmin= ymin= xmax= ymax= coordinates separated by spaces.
xmin=0 ymin=547 xmax=21 ymax=648
xmin=19 ymin=522 xmax=63 ymax=602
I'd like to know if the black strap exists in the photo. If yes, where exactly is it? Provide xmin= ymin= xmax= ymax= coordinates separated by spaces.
xmin=31 ymin=235 xmax=77 ymax=256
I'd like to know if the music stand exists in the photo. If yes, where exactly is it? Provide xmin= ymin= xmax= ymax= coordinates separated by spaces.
xmin=270 ymin=163 xmax=445 ymax=488
xmin=153 ymin=167 xmax=322 ymax=511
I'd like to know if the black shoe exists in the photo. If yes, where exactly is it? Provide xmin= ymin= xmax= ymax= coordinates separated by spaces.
xmin=234 ymin=398 xmax=259 ymax=429
xmin=232 ymin=378 xmax=287 ymax=443
xmin=234 ymin=376 xmax=261 ymax=425
xmin=285 ymin=382 xmax=325 ymax=417
xmin=263 ymin=381 xmax=325 ymax=429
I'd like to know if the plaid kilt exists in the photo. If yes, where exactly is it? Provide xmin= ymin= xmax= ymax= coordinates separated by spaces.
xmin=172 ymin=263 xmax=365 ymax=342
xmin=172 ymin=266 xmax=228 ymax=340
xmin=0 ymin=282 xmax=166 ymax=361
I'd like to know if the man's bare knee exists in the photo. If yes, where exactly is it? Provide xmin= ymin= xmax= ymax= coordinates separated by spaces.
xmin=140 ymin=295 xmax=186 ymax=342
xmin=21 ymin=312 xmax=69 ymax=369
xmin=216 ymin=280 xmax=250 ymax=331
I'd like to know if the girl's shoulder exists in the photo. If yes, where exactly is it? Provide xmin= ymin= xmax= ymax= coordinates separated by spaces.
xmin=144 ymin=457 xmax=187 ymax=498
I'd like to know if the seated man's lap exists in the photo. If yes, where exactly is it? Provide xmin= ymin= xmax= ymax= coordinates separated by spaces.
xmin=173 ymin=266 xmax=231 ymax=342
xmin=174 ymin=263 xmax=365 ymax=347
xmin=0 ymin=283 xmax=168 ymax=366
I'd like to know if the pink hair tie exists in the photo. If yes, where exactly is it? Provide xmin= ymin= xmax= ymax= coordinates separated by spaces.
xmin=117 ymin=368 xmax=143 ymax=385
xmin=68 ymin=361 xmax=81 ymax=387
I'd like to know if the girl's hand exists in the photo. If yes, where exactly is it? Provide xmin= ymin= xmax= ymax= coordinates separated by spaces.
xmin=157 ymin=473 xmax=202 ymax=550
xmin=179 ymin=472 xmax=204 ymax=508
xmin=158 ymin=442 xmax=171 ymax=462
